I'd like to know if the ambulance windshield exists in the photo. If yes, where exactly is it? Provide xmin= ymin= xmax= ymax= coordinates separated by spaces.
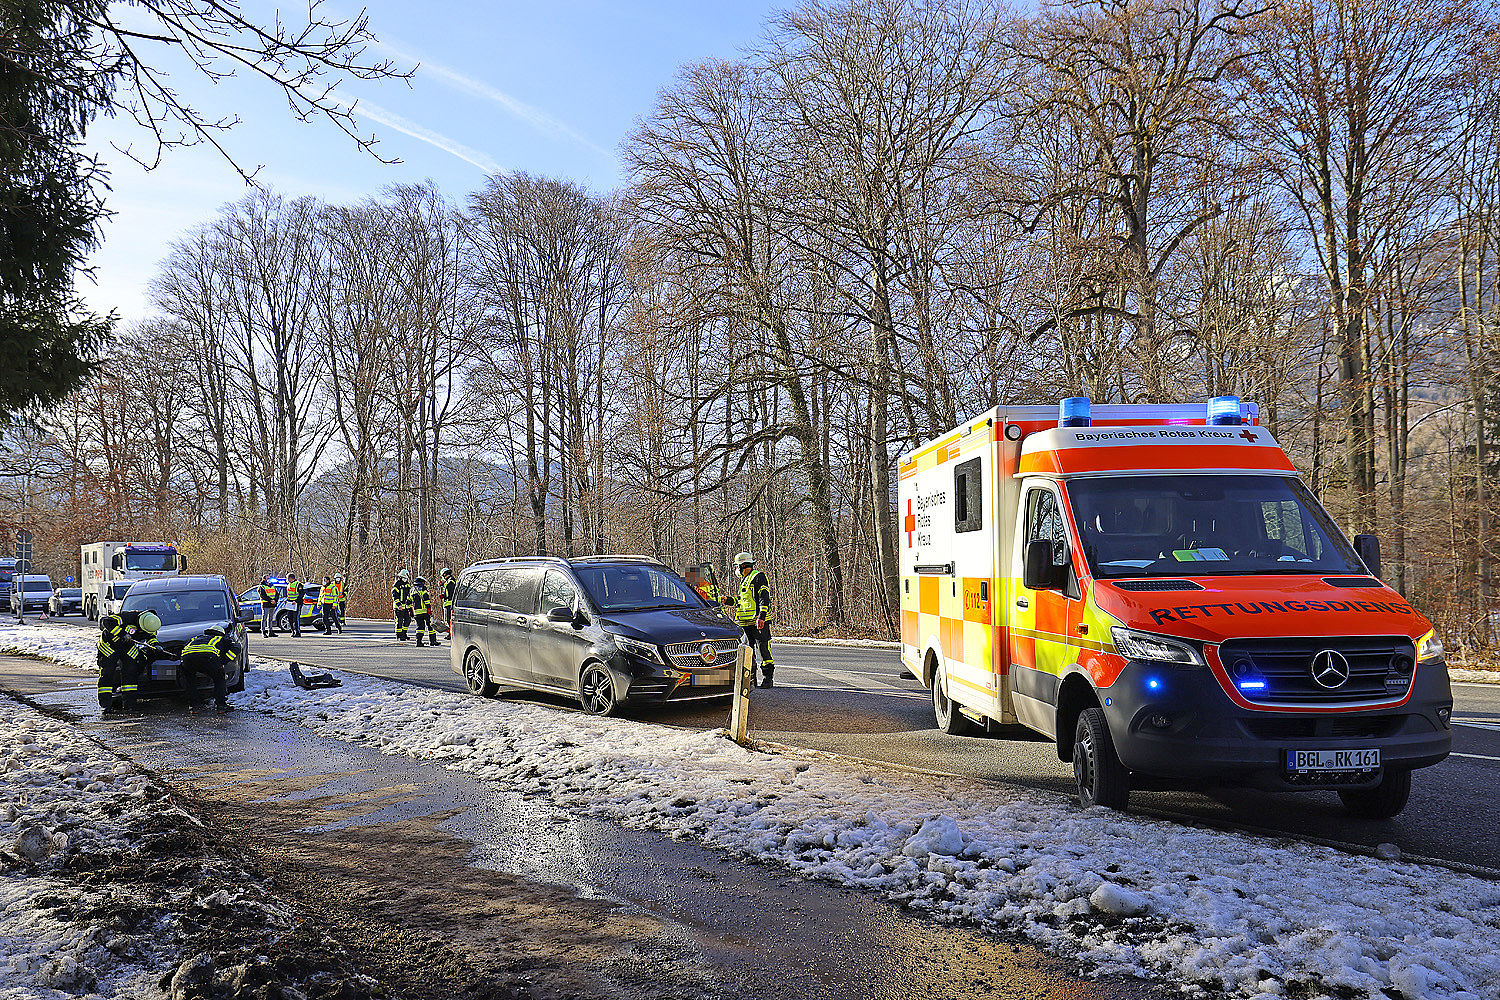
xmin=1067 ymin=475 xmax=1366 ymax=578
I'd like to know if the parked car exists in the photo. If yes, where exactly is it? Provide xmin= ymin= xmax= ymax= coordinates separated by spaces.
xmin=119 ymin=575 xmax=253 ymax=700
xmin=450 ymin=556 xmax=741 ymax=715
xmin=236 ymin=580 xmax=325 ymax=633
xmin=49 ymin=587 xmax=83 ymax=616
xmin=10 ymin=576 xmax=55 ymax=615
xmin=101 ymin=580 xmax=135 ymax=619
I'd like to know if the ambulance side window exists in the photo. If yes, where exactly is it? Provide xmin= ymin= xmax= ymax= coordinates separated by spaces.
xmin=1026 ymin=488 xmax=1068 ymax=567
xmin=954 ymin=458 xmax=982 ymax=533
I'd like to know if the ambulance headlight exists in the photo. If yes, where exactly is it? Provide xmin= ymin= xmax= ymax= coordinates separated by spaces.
xmin=1416 ymin=629 xmax=1444 ymax=663
xmin=1208 ymin=395 xmax=1242 ymax=425
xmin=1110 ymin=627 xmax=1204 ymax=666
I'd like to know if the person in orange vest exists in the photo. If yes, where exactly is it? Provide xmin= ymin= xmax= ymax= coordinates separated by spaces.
xmin=334 ymin=573 xmax=347 ymax=630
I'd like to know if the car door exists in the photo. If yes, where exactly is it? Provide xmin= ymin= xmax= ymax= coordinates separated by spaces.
xmin=1011 ymin=481 xmax=1081 ymax=736
xmin=531 ymin=569 xmax=587 ymax=691
xmin=482 ymin=567 xmax=542 ymax=688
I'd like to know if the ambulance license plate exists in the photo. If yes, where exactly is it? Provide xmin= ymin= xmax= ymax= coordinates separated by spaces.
xmin=1286 ymin=749 xmax=1380 ymax=772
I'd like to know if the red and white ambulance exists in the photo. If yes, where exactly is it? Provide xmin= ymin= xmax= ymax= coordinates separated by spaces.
xmin=897 ymin=397 xmax=1452 ymax=816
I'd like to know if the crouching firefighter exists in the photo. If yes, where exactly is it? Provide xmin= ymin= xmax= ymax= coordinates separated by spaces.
xmin=180 ymin=625 xmax=242 ymax=714
xmin=96 ymin=611 xmax=164 ymax=712
xmin=412 ymin=577 xmax=440 ymax=647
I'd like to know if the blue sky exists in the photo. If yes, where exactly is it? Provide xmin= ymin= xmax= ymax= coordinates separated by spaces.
xmin=83 ymin=0 xmax=777 ymax=323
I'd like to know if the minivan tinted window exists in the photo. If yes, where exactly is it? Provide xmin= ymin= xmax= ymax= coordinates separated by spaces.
xmin=488 ymin=568 xmax=540 ymax=614
xmin=574 ymin=565 xmax=701 ymax=613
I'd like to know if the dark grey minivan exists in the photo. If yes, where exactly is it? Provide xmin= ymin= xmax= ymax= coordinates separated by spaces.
xmin=450 ymin=556 xmax=742 ymax=715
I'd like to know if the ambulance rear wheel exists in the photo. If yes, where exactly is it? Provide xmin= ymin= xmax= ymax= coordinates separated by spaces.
xmin=1074 ymin=707 xmax=1130 ymax=810
xmin=933 ymin=665 xmax=976 ymax=736
xmin=1338 ymin=768 xmax=1411 ymax=819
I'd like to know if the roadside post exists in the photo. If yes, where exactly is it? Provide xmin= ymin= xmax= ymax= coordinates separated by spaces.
xmin=730 ymin=644 xmax=754 ymax=745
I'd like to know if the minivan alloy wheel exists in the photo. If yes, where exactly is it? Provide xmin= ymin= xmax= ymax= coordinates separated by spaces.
xmin=579 ymin=662 xmax=619 ymax=716
xmin=464 ymin=649 xmax=498 ymax=698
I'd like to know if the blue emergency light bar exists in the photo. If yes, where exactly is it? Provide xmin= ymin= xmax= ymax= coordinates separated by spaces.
xmin=1059 ymin=397 xmax=1092 ymax=428
xmin=1208 ymin=395 xmax=1242 ymax=426
xmin=267 ymin=577 xmax=287 ymax=586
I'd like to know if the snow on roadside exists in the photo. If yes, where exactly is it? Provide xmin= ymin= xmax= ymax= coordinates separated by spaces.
xmin=4 ymin=624 xmax=1497 ymax=1000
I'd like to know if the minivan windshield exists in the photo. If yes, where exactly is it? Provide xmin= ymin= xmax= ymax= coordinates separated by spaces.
xmin=1066 ymin=475 xmax=1366 ymax=579
xmin=19 ymin=579 xmax=51 ymax=592
xmin=574 ymin=564 xmax=703 ymax=613
xmin=122 ymin=588 xmax=230 ymax=626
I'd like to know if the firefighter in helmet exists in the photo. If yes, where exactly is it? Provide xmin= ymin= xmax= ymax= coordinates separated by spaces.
xmin=729 ymin=552 xmax=774 ymax=688
xmin=96 ymin=610 xmax=165 ymax=713
xmin=391 ymin=569 xmax=412 ymax=641
xmin=411 ymin=576 xmax=439 ymax=647
xmin=180 ymin=624 xmax=242 ymax=713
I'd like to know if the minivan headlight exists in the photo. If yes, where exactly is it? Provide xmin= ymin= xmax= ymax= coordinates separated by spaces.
xmin=1110 ymin=627 xmax=1205 ymax=666
xmin=1417 ymin=629 xmax=1444 ymax=663
xmin=613 ymin=634 xmax=665 ymax=664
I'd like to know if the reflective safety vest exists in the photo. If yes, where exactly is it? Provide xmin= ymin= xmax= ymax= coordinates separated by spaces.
xmin=319 ymin=583 xmax=337 ymax=605
xmin=334 ymin=580 xmax=345 ymax=602
xmin=183 ymin=633 xmax=238 ymax=663
xmin=735 ymin=570 xmax=772 ymax=625
xmin=258 ymin=583 xmax=278 ymax=605
xmin=392 ymin=580 xmax=411 ymax=610
xmin=442 ymin=578 xmax=455 ymax=608
xmin=411 ymin=588 xmax=431 ymax=615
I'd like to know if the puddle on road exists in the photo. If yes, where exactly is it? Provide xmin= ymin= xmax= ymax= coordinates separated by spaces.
xmin=24 ymin=682 xmax=1155 ymax=1000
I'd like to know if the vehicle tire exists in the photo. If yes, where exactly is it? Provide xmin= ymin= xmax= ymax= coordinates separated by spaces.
xmin=463 ymin=649 xmax=498 ymax=698
xmin=1074 ymin=707 xmax=1130 ymax=810
xmin=275 ymin=611 xmax=290 ymax=632
xmin=578 ymin=662 xmax=621 ymax=716
xmin=1339 ymin=768 xmax=1411 ymax=819
xmin=932 ymin=664 xmax=976 ymax=736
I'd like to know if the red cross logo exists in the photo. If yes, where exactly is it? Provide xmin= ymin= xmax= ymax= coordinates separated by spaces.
xmin=904 ymin=500 xmax=917 ymax=547
xmin=1239 ymin=428 xmax=1259 ymax=443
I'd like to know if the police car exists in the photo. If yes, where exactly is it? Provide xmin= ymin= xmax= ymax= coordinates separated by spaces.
xmin=237 ymin=578 xmax=327 ymax=633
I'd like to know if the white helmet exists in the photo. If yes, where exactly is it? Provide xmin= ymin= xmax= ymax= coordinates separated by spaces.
xmin=735 ymin=552 xmax=754 ymax=567
xmin=398 ymin=569 xmax=410 ymax=579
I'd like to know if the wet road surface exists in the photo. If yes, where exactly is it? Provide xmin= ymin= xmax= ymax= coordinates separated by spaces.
xmin=8 ymin=659 xmax=1161 ymax=1000
xmin=37 ymin=615 xmax=1500 ymax=873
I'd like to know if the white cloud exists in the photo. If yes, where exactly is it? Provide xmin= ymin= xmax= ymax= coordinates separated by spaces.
xmin=339 ymin=95 xmax=503 ymax=176
xmin=373 ymin=39 xmax=615 ymax=162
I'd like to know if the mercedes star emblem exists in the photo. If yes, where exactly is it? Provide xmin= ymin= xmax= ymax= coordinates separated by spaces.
xmin=700 ymin=642 xmax=718 ymax=664
xmin=1310 ymin=649 xmax=1351 ymax=689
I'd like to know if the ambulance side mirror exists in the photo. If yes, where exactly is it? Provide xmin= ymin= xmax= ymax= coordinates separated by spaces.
xmin=1023 ymin=539 xmax=1067 ymax=591
xmin=1353 ymin=534 xmax=1381 ymax=580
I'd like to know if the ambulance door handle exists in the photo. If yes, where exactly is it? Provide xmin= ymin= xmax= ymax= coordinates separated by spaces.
xmin=1015 ymin=598 xmax=1029 ymax=609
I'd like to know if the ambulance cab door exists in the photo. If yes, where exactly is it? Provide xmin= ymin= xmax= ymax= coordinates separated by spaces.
xmin=1011 ymin=479 xmax=1079 ymax=738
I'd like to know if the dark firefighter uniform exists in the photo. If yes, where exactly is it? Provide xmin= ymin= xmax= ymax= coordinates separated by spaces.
xmin=733 ymin=561 xmax=774 ymax=688
xmin=180 ymin=627 xmax=242 ymax=712
xmin=441 ymin=572 xmax=456 ymax=630
xmin=411 ymin=578 xmax=439 ymax=647
xmin=96 ymin=612 xmax=163 ymax=711
xmin=392 ymin=575 xmax=412 ymax=641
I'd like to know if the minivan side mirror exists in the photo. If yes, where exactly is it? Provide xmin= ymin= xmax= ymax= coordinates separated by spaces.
xmin=1353 ymin=534 xmax=1381 ymax=580
xmin=1023 ymin=539 xmax=1068 ymax=591
xmin=546 ymin=606 xmax=573 ymax=623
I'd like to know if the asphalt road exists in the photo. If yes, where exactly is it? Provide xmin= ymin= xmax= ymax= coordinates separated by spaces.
xmin=41 ymin=613 xmax=1500 ymax=873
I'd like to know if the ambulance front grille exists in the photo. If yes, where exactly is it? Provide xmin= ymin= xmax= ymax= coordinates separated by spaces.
xmin=1219 ymin=636 xmax=1413 ymax=704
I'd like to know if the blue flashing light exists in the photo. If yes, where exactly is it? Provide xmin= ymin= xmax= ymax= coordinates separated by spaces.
xmin=1104 ymin=697 xmax=1111 ymax=706
xmin=1238 ymin=680 xmax=1267 ymax=691
xmin=1060 ymin=396 xmax=1092 ymax=428
xmin=1147 ymin=677 xmax=1161 ymax=691
xmin=1208 ymin=395 xmax=1242 ymax=426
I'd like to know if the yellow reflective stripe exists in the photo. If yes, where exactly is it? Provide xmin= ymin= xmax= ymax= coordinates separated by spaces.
xmin=1009 ymin=626 xmax=1116 ymax=655
xmin=118 ymin=685 xmax=137 ymax=692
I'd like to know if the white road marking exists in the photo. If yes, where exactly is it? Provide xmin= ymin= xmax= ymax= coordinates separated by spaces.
xmin=1453 ymin=719 xmax=1500 ymax=732
xmin=1452 ymin=752 xmax=1500 ymax=762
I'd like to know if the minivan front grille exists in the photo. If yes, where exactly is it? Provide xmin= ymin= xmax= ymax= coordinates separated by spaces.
xmin=664 ymin=638 xmax=741 ymax=670
xmin=1219 ymin=636 xmax=1414 ymax=705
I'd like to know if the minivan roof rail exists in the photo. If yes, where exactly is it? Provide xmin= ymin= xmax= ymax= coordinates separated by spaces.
xmin=466 ymin=554 xmax=669 ymax=569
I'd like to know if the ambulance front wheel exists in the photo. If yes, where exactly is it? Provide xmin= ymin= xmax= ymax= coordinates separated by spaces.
xmin=1074 ymin=707 xmax=1130 ymax=810
xmin=932 ymin=664 xmax=976 ymax=736
xmin=1338 ymin=768 xmax=1411 ymax=819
